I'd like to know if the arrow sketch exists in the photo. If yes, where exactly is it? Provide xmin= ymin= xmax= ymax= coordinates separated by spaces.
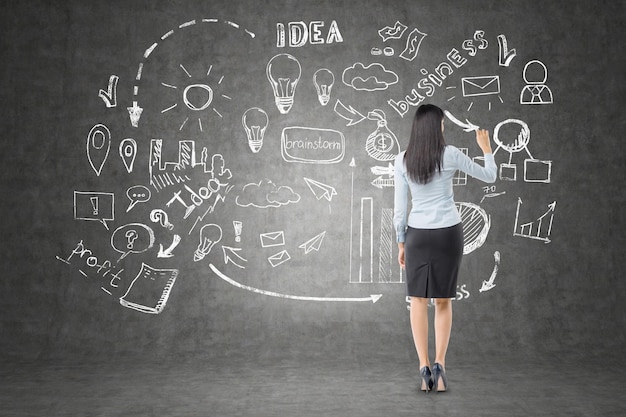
xmin=222 ymin=246 xmax=247 ymax=269
xmin=98 ymin=75 xmax=119 ymax=107
xmin=334 ymin=99 xmax=366 ymax=126
xmin=497 ymin=34 xmax=517 ymax=67
xmin=210 ymin=264 xmax=382 ymax=303
xmin=479 ymin=251 xmax=501 ymax=292
xmin=304 ymin=177 xmax=337 ymax=202
xmin=444 ymin=110 xmax=479 ymax=132
xmin=158 ymin=234 xmax=181 ymax=258
xmin=298 ymin=231 xmax=326 ymax=254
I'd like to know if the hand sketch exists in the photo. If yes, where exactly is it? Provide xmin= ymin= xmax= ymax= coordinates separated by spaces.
xmin=150 ymin=209 xmax=174 ymax=230
xmin=260 ymin=231 xmax=285 ymax=248
xmin=514 ymin=198 xmax=556 ymax=243
xmin=268 ymin=250 xmax=291 ymax=267
xmin=334 ymin=100 xmax=366 ymax=126
xmin=378 ymin=21 xmax=408 ymax=42
xmin=455 ymin=202 xmax=490 ymax=255
xmin=313 ymin=68 xmax=334 ymax=106
xmin=86 ymin=123 xmax=111 ymax=176
xmin=497 ymin=34 xmax=517 ymax=66
xmin=126 ymin=185 xmax=151 ymax=212
xmin=98 ymin=75 xmax=119 ymax=107
xmin=242 ymin=107 xmax=269 ymax=153
xmin=222 ymin=246 xmax=247 ymax=269
xmin=365 ymin=110 xmax=400 ymax=161
xmin=236 ymin=179 xmax=300 ymax=208
xmin=276 ymin=20 xmax=343 ymax=47
xmin=342 ymin=62 xmax=398 ymax=91
xmin=520 ymin=60 xmax=553 ymax=104
xmin=128 ymin=18 xmax=255 ymax=127
xmin=119 ymin=263 xmax=178 ymax=314
xmin=158 ymin=235 xmax=181 ymax=258
xmin=74 ymin=191 xmax=114 ymax=230
xmin=304 ymin=177 xmax=337 ymax=202
xmin=480 ymin=251 xmax=501 ymax=292
xmin=193 ymin=223 xmax=222 ymax=262
xmin=119 ymin=138 xmax=137 ymax=173
xmin=281 ymin=127 xmax=345 ymax=164
xmin=399 ymin=28 xmax=427 ymax=61
xmin=299 ymin=231 xmax=326 ymax=254
xmin=267 ymin=53 xmax=301 ymax=114
xmin=110 ymin=223 xmax=156 ymax=262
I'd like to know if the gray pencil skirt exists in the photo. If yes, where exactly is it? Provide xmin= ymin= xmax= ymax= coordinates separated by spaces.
xmin=404 ymin=223 xmax=463 ymax=298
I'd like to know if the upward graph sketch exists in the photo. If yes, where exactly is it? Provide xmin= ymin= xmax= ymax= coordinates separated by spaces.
xmin=513 ymin=198 xmax=556 ymax=243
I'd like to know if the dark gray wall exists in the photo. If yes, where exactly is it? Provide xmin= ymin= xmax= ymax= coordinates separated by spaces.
xmin=1 ymin=0 xmax=624 ymax=362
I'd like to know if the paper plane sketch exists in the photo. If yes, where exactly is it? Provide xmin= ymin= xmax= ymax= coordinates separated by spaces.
xmin=299 ymin=231 xmax=326 ymax=254
xmin=304 ymin=177 xmax=337 ymax=202
xmin=86 ymin=123 xmax=111 ymax=176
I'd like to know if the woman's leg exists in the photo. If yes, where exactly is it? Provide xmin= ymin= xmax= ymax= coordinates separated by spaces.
xmin=410 ymin=297 xmax=430 ymax=368
xmin=434 ymin=298 xmax=453 ymax=367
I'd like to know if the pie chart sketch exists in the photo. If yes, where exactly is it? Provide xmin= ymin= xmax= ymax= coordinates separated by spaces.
xmin=456 ymin=202 xmax=490 ymax=255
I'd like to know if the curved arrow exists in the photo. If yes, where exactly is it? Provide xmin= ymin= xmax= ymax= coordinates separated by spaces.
xmin=334 ymin=99 xmax=366 ymax=126
xmin=209 ymin=263 xmax=382 ymax=303
xmin=479 ymin=250 xmax=500 ymax=292
xmin=222 ymin=246 xmax=247 ymax=269
xmin=444 ymin=110 xmax=479 ymax=132
xmin=158 ymin=234 xmax=181 ymax=258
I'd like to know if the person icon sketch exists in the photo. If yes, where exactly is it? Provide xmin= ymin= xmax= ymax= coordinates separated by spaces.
xmin=520 ymin=60 xmax=553 ymax=104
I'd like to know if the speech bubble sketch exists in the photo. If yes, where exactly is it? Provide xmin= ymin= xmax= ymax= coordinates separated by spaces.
xmin=86 ymin=123 xmax=111 ymax=176
xmin=150 ymin=209 xmax=174 ymax=230
xmin=74 ymin=191 xmax=115 ymax=230
xmin=342 ymin=62 xmax=398 ymax=91
xmin=126 ymin=185 xmax=151 ymax=212
xmin=235 ymin=179 xmax=300 ymax=209
xmin=110 ymin=223 xmax=155 ymax=262
xmin=119 ymin=138 xmax=138 ymax=173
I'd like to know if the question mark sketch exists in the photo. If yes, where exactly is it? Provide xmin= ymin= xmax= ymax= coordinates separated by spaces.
xmin=150 ymin=209 xmax=174 ymax=230
xmin=111 ymin=223 xmax=155 ymax=262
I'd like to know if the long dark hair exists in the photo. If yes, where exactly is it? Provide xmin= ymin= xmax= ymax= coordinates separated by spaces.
xmin=404 ymin=104 xmax=446 ymax=184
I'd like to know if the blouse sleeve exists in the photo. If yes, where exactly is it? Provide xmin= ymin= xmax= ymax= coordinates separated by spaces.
xmin=451 ymin=146 xmax=497 ymax=183
xmin=393 ymin=153 xmax=409 ymax=243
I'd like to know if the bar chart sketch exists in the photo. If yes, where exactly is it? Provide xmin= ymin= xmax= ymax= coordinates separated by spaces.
xmin=513 ymin=198 xmax=556 ymax=243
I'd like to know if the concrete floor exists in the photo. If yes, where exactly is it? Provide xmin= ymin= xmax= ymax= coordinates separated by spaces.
xmin=2 ymin=355 xmax=624 ymax=417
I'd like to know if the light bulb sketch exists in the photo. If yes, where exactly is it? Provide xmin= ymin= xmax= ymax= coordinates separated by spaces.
xmin=242 ymin=107 xmax=269 ymax=153
xmin=266 ymin=53 xmax=301 ymax=114
xmin=193 ymin=223 xmax=223 ymax=262
xmin=312 ymin=68 xmax=334 ymax=106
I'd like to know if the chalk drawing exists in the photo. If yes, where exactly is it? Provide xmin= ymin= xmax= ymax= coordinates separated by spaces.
xmin=480 ymin=251 xmax=501 ymax=292
xmin=119 ymin=138 xmax=137 ymax=173
xmin=158 ymin=235 xmax=181 ymax=258
xmin=242 ymin=107 xmax=269 ymax=153
xmin=359 ymin=197 xmax=374 ymax=283
xmin=304 ymin=177 xmax=337 ymax=202
xmin=520 ymin=60 xmax=553 ymax=105
xmin=267 ymin=53 xmax=301 ymax=114
xmin=444 ymin=110 xmax=479 ymax=132
xmin=524 ymin=159 xmax=552 ymax=183
xmin=260 ymin=231 xmax=285 ymax=248
xmin=110 ymin=223 xmax=155 ymax=262
xmin=365 ymin=110 xmax=400 ymax=161
xmin=453 ymin=148 xmax=469 ymax=186
xmin=349 ymin=158 xmax=356 ymax=283
xmin=514 ymin=198 xmax=556 ymax=243
xmin=313 ymin=68 xmax=335 ymax=106
xmin=480 ymin=185 xmax=506 ymax=203
xmin=342 ymin=62 xmax=398 ymax=91
xmin=334 ymin=100 xmax=366 ymax=126
xmin=378 ymin=21 xmax=407 ymax=42
xmin=399 ymin=28 xmax=427 ymax=61
xmin=268 ymin=250 xmax=291 ymax=267
xmin=281 ymin=127 xmax=345 ymax=164
xmin=86 ymin=123 xmax=111 ymax=176
xmin=210 ymin=264 xmax=382 ymax=303
xmin=98 ymin=75 xmax=119 ymax=107
xmin=299 ymin=231 xmax=326 ymax=254
xmin=378 ymin=208 xmax=402 ymax=283
xmin=232 ymin=221 xmax=243 ymax=243
xmin=222 ymin=246 xmax=247 ymax=269
xmin=74 ymin=191 xmax=114 ymax=230
xmin=461 ymin=75 xmax=503 ymax=111
xmin=370 ymin=163 xmax=394 ymax=189
xmin=236 ymin=179 xmax=301 ymax=209
xmin=276 ymin=20 xmax=343 ymax=47
xmin=497 ymin=34 xmax=517 ymax=66
xmin=126 ymin=185 xmax=151 ymax=212
xmin=193 ymin=223 xmax=222 ymax=262
xmin=455 ymin=202 xmax=490 ymax=255
xmin=119 ymin=263 xmax=178 ymax=314
xmin=150 ymin=209 xmax=174 ymax=230
xmin=128 ymin=18 xmax=255 ymax=127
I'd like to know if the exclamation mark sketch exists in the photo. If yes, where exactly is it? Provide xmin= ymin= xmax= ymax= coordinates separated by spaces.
xmin=233 ymin=220 xmax=242 ymax=242
xmin=90 ymin=196 xmax=99 ymax=215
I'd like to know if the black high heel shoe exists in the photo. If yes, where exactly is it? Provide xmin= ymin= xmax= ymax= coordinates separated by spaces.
xmin=419 ymin=366 xmax=433 ymax=392
xmin=432 ymin=363 xmax=448 ymax=392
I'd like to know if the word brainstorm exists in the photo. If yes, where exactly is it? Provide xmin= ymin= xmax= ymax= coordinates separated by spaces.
xmin=276 ymin=20 xmax=344 ymax=47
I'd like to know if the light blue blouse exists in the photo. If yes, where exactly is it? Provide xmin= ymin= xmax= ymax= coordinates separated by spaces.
xmin=393 ymin=146 xmax=497 ymax=243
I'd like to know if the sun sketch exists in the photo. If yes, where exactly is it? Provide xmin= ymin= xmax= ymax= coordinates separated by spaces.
xmin=160 ymin=64 xmax=231 ymax=132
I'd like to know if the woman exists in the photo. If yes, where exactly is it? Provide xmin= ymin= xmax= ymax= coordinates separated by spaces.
xmin=393 ymin=104 xmax=496 ymax=392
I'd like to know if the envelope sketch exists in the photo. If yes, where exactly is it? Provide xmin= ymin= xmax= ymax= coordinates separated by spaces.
xmin=461 ymin=76 xmax=500 ymax=97
xmin=260 ymin=231 xmax=285 ymax=248
xmin=268 ymin=250 xmax=291 ymax=267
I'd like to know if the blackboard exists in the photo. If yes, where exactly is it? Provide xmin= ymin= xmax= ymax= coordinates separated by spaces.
xmin=1 ymin=0 xmax=624 ymax=361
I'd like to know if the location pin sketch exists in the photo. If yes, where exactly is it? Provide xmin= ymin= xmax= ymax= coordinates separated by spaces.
xmin=119 ymin=138 xmax=137 ymax=173
xmin=86 ymin=123 xmax=111 ymax=176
